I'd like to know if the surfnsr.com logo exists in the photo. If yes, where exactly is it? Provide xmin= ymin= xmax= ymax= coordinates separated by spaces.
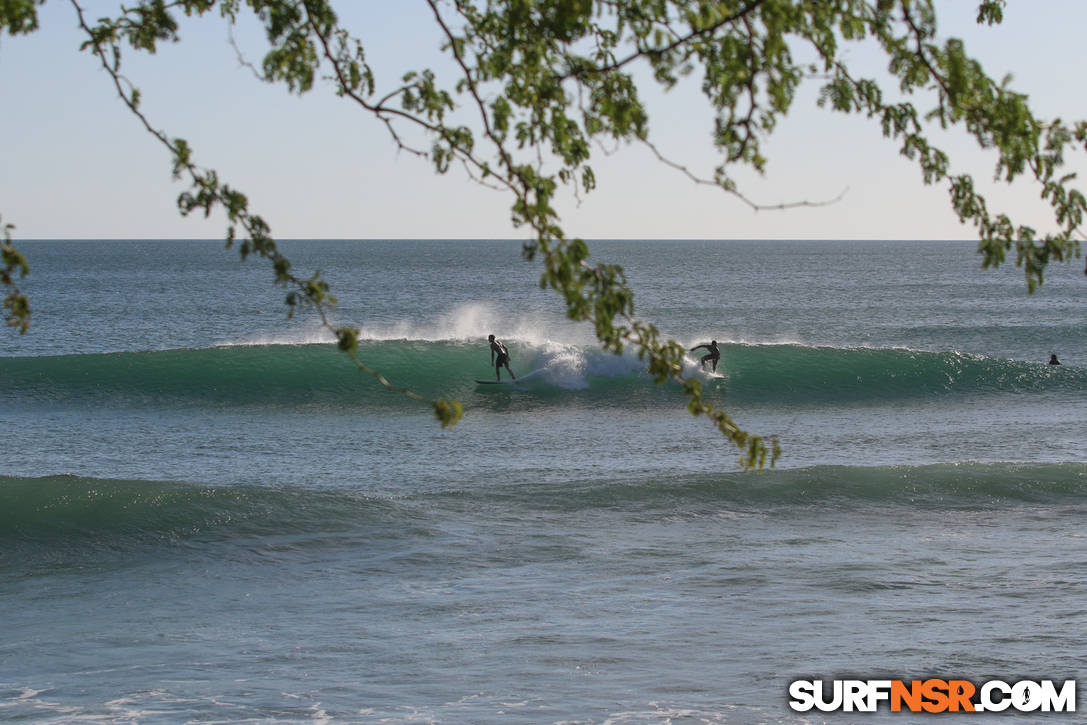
xmin=789 ymin=679 xmax=1076 ymax=713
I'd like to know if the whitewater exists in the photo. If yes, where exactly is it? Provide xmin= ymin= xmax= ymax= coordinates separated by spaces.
xmin=2 ymin=239 xmax=1086 ymax=723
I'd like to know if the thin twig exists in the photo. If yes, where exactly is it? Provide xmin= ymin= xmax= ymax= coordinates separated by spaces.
xmin=642 ymin=137 xmax=848 ymax=210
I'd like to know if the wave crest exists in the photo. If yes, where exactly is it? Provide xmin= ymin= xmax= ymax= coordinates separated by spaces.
xmin=2 ymin=341 xmax=1081 ymax=411
xmin=4 ymin=463 xmax=1085 ymax=549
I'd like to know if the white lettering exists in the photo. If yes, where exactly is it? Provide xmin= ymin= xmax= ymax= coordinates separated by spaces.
xmin=1041 ymin=680 xmax=1076 ymax=712
xmin=813 ymin=680 xmax=843 ymax=712
xmin=788 ymin=680 xmax=816 ymax=712
xmin=980 ymin=680 xmax=1010 ymax=712
xmin=1012 ymin=680 xmax=1042 ymax=711
xmin=842 ymin=680 xmax=867 ymax=712
xmin=866 ymin=680 xmax=892 ymax=711
xmin=790 ymin=677 xmax=1077 ymax=714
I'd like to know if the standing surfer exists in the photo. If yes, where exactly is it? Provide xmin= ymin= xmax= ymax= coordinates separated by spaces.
xmin=488 ymin=334 xmax=517 ymax=381
xmin=690 ymin=340 xmax=720 ymax=373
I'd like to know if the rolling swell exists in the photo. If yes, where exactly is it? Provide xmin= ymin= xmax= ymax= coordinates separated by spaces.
xmin=4 ymin=463 xmax=1085 ymax=550
xmin=1 ymin=341 xmax=1081 ymax=411
xmin=480 ymin=461 xmax=1087 ymax=513
xmin=0 ymin=474 xmax=415 ymax=562
xmin=720 ymin=344 xmax=1081 ymax=402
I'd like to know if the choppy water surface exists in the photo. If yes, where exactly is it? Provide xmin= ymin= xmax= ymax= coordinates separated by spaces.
xmin=3 ymin=239 xmax=1086 ymax=723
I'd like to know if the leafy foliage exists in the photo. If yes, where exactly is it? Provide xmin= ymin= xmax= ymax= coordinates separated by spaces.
xmin=3 ymin=0 xmax=1085 ymax=467
xmin=1 ymin=216 xmax=29 ymax=334
xmin=0 ymin=0 xmax=40 ymax=35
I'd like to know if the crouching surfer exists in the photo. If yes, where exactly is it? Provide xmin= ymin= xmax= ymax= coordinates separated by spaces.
xmin=488 ymin=334 xmax=517 ymax=381
xmin=690 ymin=340 xmax=720 ymax=373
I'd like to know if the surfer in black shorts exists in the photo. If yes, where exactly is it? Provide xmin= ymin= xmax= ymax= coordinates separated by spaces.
xmin=488 ymin=334 xmax=517 ymax=381
xmin=690 ymin=340 xmax=720 ymax=372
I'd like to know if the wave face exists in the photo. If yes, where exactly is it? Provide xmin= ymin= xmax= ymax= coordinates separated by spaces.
xmin=0 ymin=475 xmax=412 ymax=562
xmin=4 ymin=463 xmax=1085 ymax=549
xmin=2 ymin=340 xmax=1081 ymax=412
xmin=717 ymin=343 xmax=1084 ymax=402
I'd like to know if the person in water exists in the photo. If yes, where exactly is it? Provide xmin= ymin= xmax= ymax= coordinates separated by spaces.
xmin=690 ymin=340 xmax=720 ymax=372
xmin=1050 ymin=353 xmax=1061 ymax=365
xmin=488 ymin=334 xmax=517 ymax=381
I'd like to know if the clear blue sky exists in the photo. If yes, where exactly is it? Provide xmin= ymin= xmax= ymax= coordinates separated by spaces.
xmin=1 ymin=1 xmax=1084 ymax=240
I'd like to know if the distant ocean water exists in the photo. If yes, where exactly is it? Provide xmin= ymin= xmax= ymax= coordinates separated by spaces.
xmin=2 ymin=239 xmax=1086 ymax=723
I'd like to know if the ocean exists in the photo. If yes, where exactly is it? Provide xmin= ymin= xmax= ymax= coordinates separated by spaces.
xmin=2 ymin=238 xmax=1085 ymax=723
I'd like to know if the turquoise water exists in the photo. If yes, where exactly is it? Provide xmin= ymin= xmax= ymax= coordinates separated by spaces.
xmin=2 ymin=239 xmax=1086 ymax=722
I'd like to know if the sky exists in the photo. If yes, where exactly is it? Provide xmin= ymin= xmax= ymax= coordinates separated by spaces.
xmin=1 ymin=0 xmax=1085 ymax=241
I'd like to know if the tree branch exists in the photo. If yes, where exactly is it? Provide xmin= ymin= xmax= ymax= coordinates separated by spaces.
xmin=557 ymin=0 xmax=768 ymax=81
xmin=641 ymin=138 xmax=848 ymax=211
xmin=70 ymin=0 xmax=462 ymax=427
